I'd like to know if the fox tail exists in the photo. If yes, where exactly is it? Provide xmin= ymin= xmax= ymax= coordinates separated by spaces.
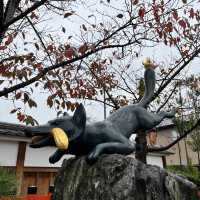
xmin=138 ymin=68 xmax=155 ymax=108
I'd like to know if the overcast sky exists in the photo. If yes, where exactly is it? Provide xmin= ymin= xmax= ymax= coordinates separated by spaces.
xmin=1 ymin=0 xmax=200 ymax=125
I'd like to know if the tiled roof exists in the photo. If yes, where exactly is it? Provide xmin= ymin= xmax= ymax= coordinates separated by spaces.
xmin=156 ymin=118 xmax=175 ymax=129
xmin=0 ymin=122 xmax=27 ymax=138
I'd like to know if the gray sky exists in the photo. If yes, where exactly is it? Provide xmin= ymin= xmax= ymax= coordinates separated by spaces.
xmin=1 ymin=0 xmax=200 ymax=125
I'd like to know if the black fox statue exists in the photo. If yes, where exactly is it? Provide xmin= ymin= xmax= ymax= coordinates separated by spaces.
xmin=25 ymin=63 xmax=175 ymax=164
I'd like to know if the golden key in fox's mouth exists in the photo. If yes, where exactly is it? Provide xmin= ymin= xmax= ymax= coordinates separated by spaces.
xmin=51 ymin=128 xmax=69 ymax=150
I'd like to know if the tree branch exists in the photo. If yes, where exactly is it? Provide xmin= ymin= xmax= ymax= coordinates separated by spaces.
xmin=156 ymin=83 xmax=177 ymax=113
xmin=153 ymin=47 xmax=200 ymax=101
xmin=3 ymin=0 xmax=47 ymax=30
xmin=4 ymin=0 xmax=21 ymax=24
xmin=0 ymin=42 xmax=137 ymax=97
xmin=0 ymin=0 xmax=3 ymax=30
xmin=148 ymin=119 xmax=200 ymax=152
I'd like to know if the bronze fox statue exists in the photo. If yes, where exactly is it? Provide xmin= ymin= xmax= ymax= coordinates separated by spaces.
xmin=25 ymin=64 xmax=175 ymax=164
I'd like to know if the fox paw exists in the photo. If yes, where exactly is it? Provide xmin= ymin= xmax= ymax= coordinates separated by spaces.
xmin=49 ymin=156 xmax=56 ymax=164
xmin=49 ymin=154 xmax=60 ymax=164
xmin=86 ymin=151 xmax=99 ymax=164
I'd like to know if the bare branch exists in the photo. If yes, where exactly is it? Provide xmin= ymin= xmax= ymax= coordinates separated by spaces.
xmin=156 ymin=83 xmax=177 ymax=113
xmin=153 ymin=47 xmax=200 ymax=101
xmin=0 ymin=42 xmax=137 ymax=97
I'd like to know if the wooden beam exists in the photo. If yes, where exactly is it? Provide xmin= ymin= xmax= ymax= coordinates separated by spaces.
xmin=23 ymin=167 xmax=59 ymax=173
xmin=16 ymin=141 xmax=26 ymax=195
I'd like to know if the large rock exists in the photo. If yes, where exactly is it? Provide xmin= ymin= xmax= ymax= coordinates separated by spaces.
xmin=53 ymin=154 xmax=198 ymax=200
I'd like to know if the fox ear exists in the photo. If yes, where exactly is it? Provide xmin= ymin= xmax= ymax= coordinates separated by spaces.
xmin=72 ymin=103 xmax=86 ymax=128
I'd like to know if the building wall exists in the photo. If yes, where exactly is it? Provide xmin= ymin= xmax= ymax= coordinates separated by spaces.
xmin=157 ymin=128 xmax=199 ymax=165
xmin=147 ymin=155 xmax=163 ymax=168
xmin=0 ymin=140 xmax=18 ymax=166
xmin=128 ymin=153 xmax=164 ymax=168
xmin=166 ymin=139 xmax=199 ymax=165
xmin=0 ymin=138 xmax=72 ymax=195
xmin=24 ymin=145 xmax=72 ymax=167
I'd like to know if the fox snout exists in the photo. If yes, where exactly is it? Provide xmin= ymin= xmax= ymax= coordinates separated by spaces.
xmin=24 ymin=126 xmax=69 ymax=150
xmin=24 ymin=125 xmax=52 ymax=137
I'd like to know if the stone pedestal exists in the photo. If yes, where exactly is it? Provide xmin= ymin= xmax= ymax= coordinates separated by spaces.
xmin=53 ymin=154 xmax=198 ymax=200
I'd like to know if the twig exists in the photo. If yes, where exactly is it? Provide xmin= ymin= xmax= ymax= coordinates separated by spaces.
xmin=153 ymin=47 xmax=200 ymax=101
xmin=156 ymin=83 xmax=177 ymax=113
xmin=0 ymin=41 xmax=138 ymax=97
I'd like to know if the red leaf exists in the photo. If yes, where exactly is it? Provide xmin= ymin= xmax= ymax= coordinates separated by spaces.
xmin=15 ymin=92 xmax=22 ymax=100
xmin=5 ymin=35 xmax=13 ymax=45
xmin=10 ymin=109 xmax=18 ymax=114
xmin=66 ymin=101 xmax=71 ymax=110
xmin=179 ymin=19 xmax=187 ymax=29
xmin=17 ymin=113 xmax=25 ymax=122
xmin=189 ymin=8 xmax=195 ymax=18
xmin=71 ymin=104 xmax=75 ymax=111
xmin=172 ymin=10 xmax=179 ymax=21
xmin=62 ymin=27 xmax=66 ymax=33
xmin=78 ymin=43 xmax=88 ymax=55
xmin=0 ymin=46 xmax=6 ymax=50
xmin=0 ymin=65 xmax=7 ymax=74
xmin=35 ymin=43 xmax=39 ymax=50
xmin=116 ymin=14 xmax=123 ymax=18
xmin=64 ymin=12 xmax=73 ymax=18
xmin=61 ymin=101 xmax=65 ymax=109
xmin=47 ymin=97 xmax=53 ymax=108
xmin=35 ymin=63 xmax=42 ymax=69
xmin=47 ymin=44 xmax=53 ymax=53
xmin=28 ymin=99 xmax=37 ymax=108
xmin=80 ymin=79 xmax=83 ymax=86
xmin=132 ymin=0 xmax=139 ymax=5
xmin=24 ymin=93 xmax=29 ymax=103
xmin=82 ymin=24 xmax=87 ymax=31
xmin=165 ymin=22 xmax=173 ymax=33
xmin=138 ymin=7 xmax=145 ymax=20
xmin=30 ymin=12 xmax=38 ymax=19
xmin=65 ymin=48 xmax=74 ymax=59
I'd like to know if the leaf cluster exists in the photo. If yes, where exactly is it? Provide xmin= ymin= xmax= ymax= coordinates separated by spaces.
xmin=0 ymin=167 xmax=17 ymax=197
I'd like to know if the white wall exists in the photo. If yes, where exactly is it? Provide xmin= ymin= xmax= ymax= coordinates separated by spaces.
xmin=0 ymin=139 xmax=163 ymax=168
xmin=24 ymin=145 xmax=73 ymax=167
xmin=147 ymin=155 xmax=163 ymax=168
xmin=0 ymin=140 xmax=18 ymax=166
xmin=128 ymin=153 xmax=164 ymax=168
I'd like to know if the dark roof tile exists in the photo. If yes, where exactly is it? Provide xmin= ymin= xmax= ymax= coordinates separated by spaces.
xmin=0 ymin=122 xmax=26 ymax=137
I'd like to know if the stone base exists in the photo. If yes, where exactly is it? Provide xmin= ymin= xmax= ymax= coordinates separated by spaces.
xmin=53 ymin=154 xmax=198 ymax=200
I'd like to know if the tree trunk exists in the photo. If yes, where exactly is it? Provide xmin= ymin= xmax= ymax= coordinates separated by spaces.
xmin=135 ymin=130 xmax=147 ymax=164
xmin=197 ymin=150 xmax=200 ymax=170
xmin=184 ymin=138 xmax=190 ymax=165
xmin=177 ymin=141 xmax=182 ymax=166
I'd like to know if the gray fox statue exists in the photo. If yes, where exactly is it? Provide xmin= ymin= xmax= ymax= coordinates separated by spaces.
xmin=25 ymin=64 xmax=175 ymax=164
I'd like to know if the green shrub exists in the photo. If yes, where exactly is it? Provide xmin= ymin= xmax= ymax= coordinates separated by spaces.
xmin=167 ymin=165 xmax=200 ymax=186
xmin=0 ymin=167 xmax=17 ymax=197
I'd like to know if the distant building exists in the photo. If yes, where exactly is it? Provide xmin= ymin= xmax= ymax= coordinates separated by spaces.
xmin=147 ymin=118 xmax=200 ymax=166
xmin=0 ymin=122 xmax=71 ymax=195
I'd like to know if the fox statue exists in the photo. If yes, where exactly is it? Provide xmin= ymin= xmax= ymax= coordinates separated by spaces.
xmin=25 ymin=59 xmax=175 ymax=164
